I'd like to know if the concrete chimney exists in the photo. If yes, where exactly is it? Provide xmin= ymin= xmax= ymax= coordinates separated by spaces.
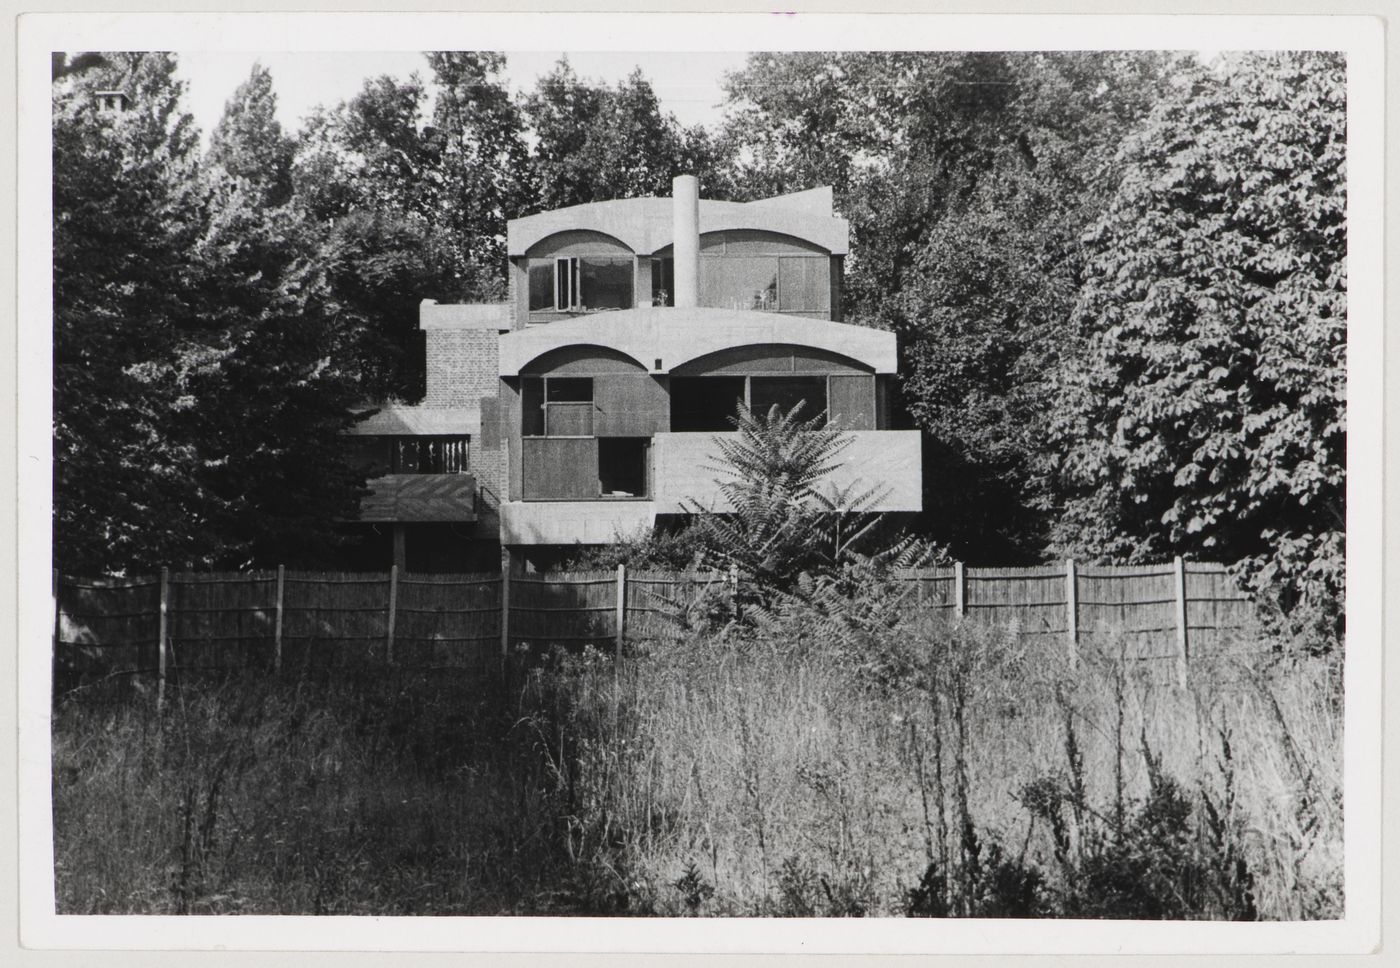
xmin=672 ymin=174 xmax=700 ymax=308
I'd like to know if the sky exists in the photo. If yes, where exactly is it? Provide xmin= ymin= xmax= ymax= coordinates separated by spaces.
xmin=174 ymin=50 xmax=753 ymax=144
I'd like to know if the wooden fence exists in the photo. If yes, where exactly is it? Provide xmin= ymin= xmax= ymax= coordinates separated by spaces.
xmin=54 ymin=558 xmax=1253 ymax=691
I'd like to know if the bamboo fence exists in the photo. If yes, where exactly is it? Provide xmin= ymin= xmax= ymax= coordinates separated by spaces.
xmin=54 ymin=558 xmax=1255 ymax=690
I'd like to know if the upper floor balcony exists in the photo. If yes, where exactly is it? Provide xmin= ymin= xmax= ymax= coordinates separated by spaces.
xmin=359 ymin=473 xmax=477 ymax=523
xmin=501 ymin=430 xmax=920 ymax=545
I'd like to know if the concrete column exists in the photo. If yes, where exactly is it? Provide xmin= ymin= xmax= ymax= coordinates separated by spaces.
xmin=672 ymin=174 xmax=700 ymax=308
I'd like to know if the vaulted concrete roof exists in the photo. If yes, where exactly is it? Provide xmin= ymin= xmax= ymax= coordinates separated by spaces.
xmin=507 ymin=189 xmax=850 ymax=257
xmin=498 ymin=308 xmax=896 ymax=376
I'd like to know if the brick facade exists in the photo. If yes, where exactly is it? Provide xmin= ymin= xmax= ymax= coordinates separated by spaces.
xmin=419 ymin=301 xmax=509 ymax=522
xmin=424 ymin=327 xmax=500 ymax=408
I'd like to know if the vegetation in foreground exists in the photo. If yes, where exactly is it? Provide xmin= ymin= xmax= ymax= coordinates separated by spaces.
xmin=52 ymin=615 xmax=1341 ymax=919
xmin=53 ymin=403 xmax=1343 ymax=919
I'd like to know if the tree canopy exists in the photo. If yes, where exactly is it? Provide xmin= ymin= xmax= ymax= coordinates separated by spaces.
xmin=53 ymin=56 xmax=362 ymax=573
xmin=1047 ymin=52 xmax=1346 ymax=618
xmin=524 ymin=59 xmax=732 ymax=209
xmin=52 ymin=50 xmax=1350 ymax=628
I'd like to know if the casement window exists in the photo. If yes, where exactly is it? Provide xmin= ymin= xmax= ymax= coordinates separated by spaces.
xmin=527 ymin=257 xmax=633 ymax=312
xmin=522 ymin=376 xmax=595 ymax=436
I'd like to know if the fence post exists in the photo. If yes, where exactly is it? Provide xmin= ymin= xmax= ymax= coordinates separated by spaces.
xmin=614 ymin=563 xmax=627 ymax=670
xmin=1065 ymin=559 xmax=1079 ymax=669
xmin=273 ymin=565 xmax=285 ymax=673
xmin=157 ymin=567 xmax=169 ymax=709
xmin=500 ymin=550 xmax=512 ymax=666
xmin=386 ymin=564 xmax=399 ymax=665
xmin=1173 ymin=556 xmax=1189 ymax=687
xmin=729 ymin=563 xmax=740 ymax=622
xmin=52 ymin=568 xmax=60 ymax=696
xmin=954 ymin=561 xmax=966 ymax=619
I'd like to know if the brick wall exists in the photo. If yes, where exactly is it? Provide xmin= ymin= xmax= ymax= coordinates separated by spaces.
xmin=424 ymin=327 xmax=499 ymax=409
xmin=419 ymin=301 xmax=508 ymax=510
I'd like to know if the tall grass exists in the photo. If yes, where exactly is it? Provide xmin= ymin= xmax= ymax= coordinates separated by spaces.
xmin=523 ymin=615 xmax=1343 ymax=918
xmin=52 ymin=670 xmax=577 ymax=914
xmin=52 ymin=619 xmax=1342 ymax=918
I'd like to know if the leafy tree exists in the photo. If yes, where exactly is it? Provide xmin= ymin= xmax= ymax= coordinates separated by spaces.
xmin=53 ymin=52 xmax=219 ymax=573
xmin=51 ymin=51 xmax=109 ymax=81
xmin=1047 ymin=52 xmax=1347 ymax=622
xmin=291 ymin=56 xmax=530 ymax=401
xmin=424 ymin=51 xmax=532 ymax=299
xmin=54 ymin=55 xmax=364 ymax=573
xmin=206 ymin=63 xmax=294 ymax=207
xmin=722 ymin=51 xmax=1177 ymax=560
xmin=524 ymin=60 xmax=734 ymax=209
xmin=892 ymin=52 xmax=1177 ymax=560
xmin=193 ymin=65 xmax=365 ymax=567
xmin=294 ymin=75 xmax=432 ymax=224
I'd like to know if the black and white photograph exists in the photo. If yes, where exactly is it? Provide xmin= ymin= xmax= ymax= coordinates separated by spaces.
xmin=13 ymin=9 xmax=1385 ymax=958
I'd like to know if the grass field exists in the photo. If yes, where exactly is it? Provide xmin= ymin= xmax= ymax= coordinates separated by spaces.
xmin=52 ymin=617 xmax=1342 ymax=918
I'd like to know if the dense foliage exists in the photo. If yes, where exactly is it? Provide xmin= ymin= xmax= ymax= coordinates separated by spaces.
xmin=722 ymin=52 xmax=1180 ymax=562
xmin=53 ymin=50 xmax=1348 ymax=630
xmin=1047 ymin=52 xmax=1347 ymax=622
xmin=53 ymin=54 xmax=362 ymax=573
xmin=524 ymin=60 xmax=732 ymax=209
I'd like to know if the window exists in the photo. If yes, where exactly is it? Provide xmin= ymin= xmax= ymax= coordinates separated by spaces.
xmin=579 ymin=258 xmax=632 ymax=309
xmin=651 ymin=257 xmax=674 ymax=306
xmin=669 ymin=375 xmax=828 ymax=431
xmin=669 ymin=377 xmax=746 ymax=432
xmin=701 ymin=257 xmax=778 ymax=311
xmin=778 ymin=257 xmax=831 ymax=314
xmin=750 ymin=376 xmax=827 ymax=425
xmin=598 ymin=438 xmax=649 ymax=498
xmin=528 ymin=263 xmax=554 ymax=311
xmin=528 ymin=257 xmax=633 ymax=312
xmin=545 ymin=377 xmax=593 ymax=403
xmin=554 ymin=258 xmax=579 ymax=309
xmin=390 ymin=436 xmax=469 ymax=474
xmin=543 ymin=377 xmax=594 ymax=436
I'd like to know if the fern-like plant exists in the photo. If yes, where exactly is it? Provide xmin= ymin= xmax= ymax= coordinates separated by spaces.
xmin=685 ymin=401 xmax=891 ymax=606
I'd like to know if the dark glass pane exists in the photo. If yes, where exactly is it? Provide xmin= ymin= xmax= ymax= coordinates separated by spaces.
xmin=750 ymin=376 xmax=827 ymax=425
xmin=778 ymin=257 xmax=830 ymax=313
xmin=555 ymin=258 xmax=572 ymax=309
xmin=699 ymin=256 xmax=779 ymax=311
xmin=669 ymin=376 xmax=746 ymax=432
xmin=651 ymin=257 xmax=674 ymax=307
xmin=522 ymin=377 xmax=545 ymax=436
xmin=349 ymin=437 xmax=390 ymax=477
xmin=546 ymin=377 xmax=593 ymax=402
xmin=598 ymin=438 xmax=648 ymax=497
xmin=579 ymin=257 xmax=632 ymax=310
xmin=528 ymin=262 xmax=554 ymax=310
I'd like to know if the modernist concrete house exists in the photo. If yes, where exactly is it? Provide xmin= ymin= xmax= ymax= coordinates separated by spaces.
xmin=349 ymin=176 xmax=922 ymax=571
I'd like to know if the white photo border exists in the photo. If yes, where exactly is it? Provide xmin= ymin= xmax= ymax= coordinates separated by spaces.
xmin=14 ymin=10 xmax=1386 ymax=955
